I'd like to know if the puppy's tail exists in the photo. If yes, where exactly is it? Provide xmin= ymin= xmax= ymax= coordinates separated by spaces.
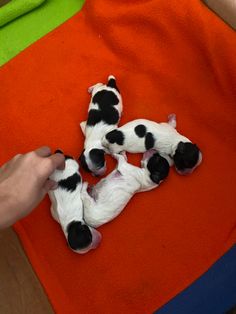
xmin=107 ymin=75 xmax=120 ymax=93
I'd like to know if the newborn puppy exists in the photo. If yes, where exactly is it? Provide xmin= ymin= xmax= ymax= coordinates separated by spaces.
xmin=102 ymin=114 xmax=202 ymax=175
xmin=81 ymin=150 xmax=169 ymax=228
xmin=79 ymin=75 xmax=123 ymax=176
xmin=48 ymin=150 xmax=102 ymax=254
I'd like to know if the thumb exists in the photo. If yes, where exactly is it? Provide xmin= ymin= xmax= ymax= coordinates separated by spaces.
xmin=43 ymin=179 xmax=58 ymax=192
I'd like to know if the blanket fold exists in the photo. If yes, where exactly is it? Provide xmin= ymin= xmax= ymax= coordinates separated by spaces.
xmin=0 ymin=0 xmax=46 ymax=27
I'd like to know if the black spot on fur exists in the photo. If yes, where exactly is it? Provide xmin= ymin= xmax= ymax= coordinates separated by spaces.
xmin=79 ymin=150 xmax=91 ymax=173
xmin=89 ymin=149 xmax=105 ymax=169
xmin=107 ymin=77 xmax=120 ymax=93
xmin=87 ymin=109 xmax=102 ymax=126
xmin=145 ymin=132 xmax=155 ymax=150
xmin=58 ymin=173 xmax=81 ymax=192
xmin=173 ymin=142 xmax=200 ymax=171
xmin=67 ymin=221 xmax=92 ymax=250
xmin=92 ymin=90 xmax=119 ymax=108
xmin=101 ymin=106 xmax=120 ymax=125
xmin=105 ymin=129 xmax=124 ymax=145
xmin=147 ymin=153 xmax=169 ymax=184
xmin=135 ymin=124 xmax=147 ymax=138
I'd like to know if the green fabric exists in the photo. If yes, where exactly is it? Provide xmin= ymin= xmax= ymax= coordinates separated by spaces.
xmin=0 ymin=0 xmax=85 ymax=66
xmin=0 ymin=0 xmax=46 ymax=27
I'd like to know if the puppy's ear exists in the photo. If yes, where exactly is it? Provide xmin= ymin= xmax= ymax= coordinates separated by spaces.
xmin=105 ymin=129 xmax=124 ymax=145
xmin=80 ymin=121 xmax=87 ymax=135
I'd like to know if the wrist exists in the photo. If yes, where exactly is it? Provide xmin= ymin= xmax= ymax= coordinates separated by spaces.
xmin=0 ymin=182 xmax=19 ymax=229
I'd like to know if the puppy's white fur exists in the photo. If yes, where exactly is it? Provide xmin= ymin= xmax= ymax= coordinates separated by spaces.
xmin=48 ymin=158 xmax=101 ymax=254
xmin=81 ymin=153 xmax=160 ymax=228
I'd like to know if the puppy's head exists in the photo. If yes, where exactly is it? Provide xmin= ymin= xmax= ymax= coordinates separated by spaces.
xmin=79 ymin=148 xmax=106 ymax=176
xmin=141 ymin=150 xmax=170 ymax=185
xmin=173 ymin=142 xmax=202 ymax=175
xmin=67 ymin=221 xmax=101 ymax=254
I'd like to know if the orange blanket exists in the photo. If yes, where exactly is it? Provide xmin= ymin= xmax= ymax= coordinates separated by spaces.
xmin=1 ymin=0 xmax=236 ymax=313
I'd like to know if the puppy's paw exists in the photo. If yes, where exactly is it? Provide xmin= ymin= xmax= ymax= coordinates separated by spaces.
xmin=80 ymin=121 xmax=87 ymax=135
xmin=112 ymin=152 xmax=127 ymax=163
xmin=120 ymin=151 xmax=127 ymax=161
xmin=81 ymin=182 xmax=89 ymax=193
xmin=88 ymin=83 xmax=103 ymax=94
xmin=50 ymin=205 xmax=60 ymax=223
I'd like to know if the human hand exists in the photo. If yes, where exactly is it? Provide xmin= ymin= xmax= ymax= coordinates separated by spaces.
xmin=0 ymin=146 xmax=65 ymax=229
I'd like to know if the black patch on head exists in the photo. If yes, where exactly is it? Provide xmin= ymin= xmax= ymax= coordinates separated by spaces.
xmin=147 ymin=153 xmax=170 ymax=184
xmin=145 ymin=132 xmax=155 ymax=150
xmin=89 ymin=149 xmax=105 ymax=169
xmin=105 ymin=129 xmax=124 ymax=145
xmin=107 ymin=77 xmax=120 ymax=93
xmin=87 ymin=109 xmax=102 ymax=126
xmin=92 ymin=90 xmax=119 ymax=108
xmin=79 ymin=150 xmax=91 ymax=172
xmin=58 ymin=173 xmax=81 ymax=192
xmin=100 ymin=106 xmax=120 ymax=125
xmin=135 ymin=124 xmax=147 ymax=138
xmin=67 ymin=221 xmax=92 ymax=250
xmin=173 ymin=142 xmax=200 ymax=171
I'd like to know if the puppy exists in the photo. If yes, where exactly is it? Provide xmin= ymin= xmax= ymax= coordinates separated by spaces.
xmin=79 ymin=75 xmax=123 ymax=176
xmin=102 ymin=114 xmax=202 ymax=175
xmin=48 ymin=150 xmax=102 ymax=254
xmin=81 ymin=150 xmax=170 ymax=228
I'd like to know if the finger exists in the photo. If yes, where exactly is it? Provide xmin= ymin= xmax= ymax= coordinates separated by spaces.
xmin=34 ymin=146 xmax=51 ymax=157
xmin=48 ymin=153 xmax=65 ymax=171
xmin=43 ymin=179 xmax=58 ymax=192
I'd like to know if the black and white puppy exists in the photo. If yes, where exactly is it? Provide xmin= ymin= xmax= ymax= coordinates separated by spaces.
xmin=79 ymin=75 xmax=123 ymax=176
xmin=102 ymin=114 xmax=202 ymax=175
xmin=48 ymin=150 xmax=102 ymax=254
xmin=81 ymin=150 xmax=169 ymax=228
